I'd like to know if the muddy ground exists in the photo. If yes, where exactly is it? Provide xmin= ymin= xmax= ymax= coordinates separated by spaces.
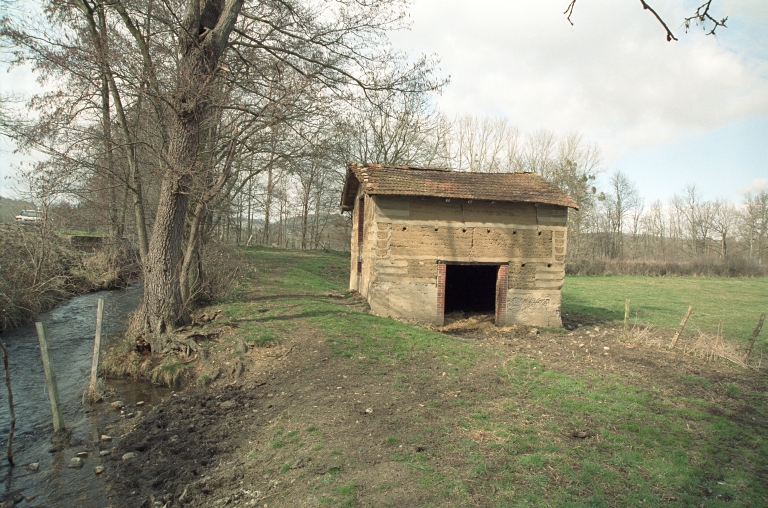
xmin=101 ymin=306 xmax=766 ymax=508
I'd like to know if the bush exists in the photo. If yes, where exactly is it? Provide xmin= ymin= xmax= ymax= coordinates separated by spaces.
xmin=566 ymin=256 xmax=768 ymax=278
xmin=0 ymin=224 xmax=82 ymax=331
xmin=150 ymin=354 xmax=191 ymax=387
xmin=0 ymin=225 xmax=140 ymax=332
xmin=190 ymin=243 xmax=242 ymax=306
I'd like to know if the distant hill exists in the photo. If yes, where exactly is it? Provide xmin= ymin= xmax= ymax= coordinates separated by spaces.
xmin=0 ymin=196 xmax=35 ymax=222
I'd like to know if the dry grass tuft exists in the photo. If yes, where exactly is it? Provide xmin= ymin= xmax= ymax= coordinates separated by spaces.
xmin=686 ymin=329 xmax=749 ymax=368
xmin=437 ymin=313 xmax=519 ymax=335
xmin=468 ymin=429 xmax=505 ymax=445
xmin=101 ymin=336 xmax=155 ymax=380
xmin=78 ymin=239 xmax=141 ymax=289
xmin=622 ymin=323 xmax=658 ymax=347
xmin=82 ymin=381 xmax=105 ymax=404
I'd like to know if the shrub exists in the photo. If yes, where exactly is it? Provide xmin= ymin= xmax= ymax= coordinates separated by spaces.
xmin=566 ymin=257 xmax=767 ymax=278
xmin=188 ymin=243 xmax=241 ymax=306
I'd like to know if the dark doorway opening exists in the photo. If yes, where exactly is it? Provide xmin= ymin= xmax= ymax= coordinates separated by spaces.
xmin=444 ymin=264 xmax=499 ymax=314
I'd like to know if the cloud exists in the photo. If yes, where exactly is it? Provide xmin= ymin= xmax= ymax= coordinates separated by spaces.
xmin=391 ymin=0 xmax=768 ymax=160
xmin=737 ymin=178 xmax=768 ymax=195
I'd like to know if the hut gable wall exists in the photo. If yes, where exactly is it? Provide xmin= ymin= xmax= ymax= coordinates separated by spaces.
xmin=349 ymin=188 xmax=379 ymax=297
xmin=353 ymin=195 xmax=568 ymax=327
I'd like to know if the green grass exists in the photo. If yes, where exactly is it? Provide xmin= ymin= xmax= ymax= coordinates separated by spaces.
xmin=244 ymin=329 xmax=279 ymax=346
xmin=467 ymin=356 xmax=768 ymax=507
xmin=319 ymin=483 xmax=358 ymax=507
xmin=563 ymin=275 xmax=768 ymax=345
xmin=224 ymin=245 xmax=481 ymax=369
xmin=239 ymin=245 xmax=349 ymax=293
xmin=312 ymin=307 xmax=479 ymax=368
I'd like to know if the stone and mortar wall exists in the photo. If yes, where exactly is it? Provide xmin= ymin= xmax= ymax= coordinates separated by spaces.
xmin=349 ymin=189 xmax=379 ymax=296
xmin=350 ymin=194 xmax=569 ymax=327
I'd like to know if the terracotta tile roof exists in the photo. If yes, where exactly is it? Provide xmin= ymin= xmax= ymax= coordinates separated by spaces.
xmin=340 ymin=163 xmax=578 ymax=211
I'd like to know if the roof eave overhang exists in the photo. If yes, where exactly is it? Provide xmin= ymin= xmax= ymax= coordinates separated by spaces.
xmin=353 ymin=189 xmax=579 ymax=210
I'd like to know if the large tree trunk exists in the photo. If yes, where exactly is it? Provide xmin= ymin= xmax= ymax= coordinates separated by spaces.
xmin=142 ymin=57 xmax=209 ymax=335
xmin=142 ymin=167 xmax=194 ymax=336
xmin=139 ymin=0 xmax=243 ymax=348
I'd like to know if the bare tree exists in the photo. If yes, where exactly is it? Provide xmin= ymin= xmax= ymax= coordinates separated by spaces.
xmin=711 ymin=199 xmax=737 ymax=258
xmin=448 ymin=115 xmax=520 ymax=173
xmin=640 ymin=200 xmax=668 ymax=260
xmin=672 ymin=185 xmax=711 ymax=257
xmin=601 ymin=171 xmax=642 ymax=258
xmin=340 ymin=89 xmax=448 ymax=167
xmin=741 ymin=191 xmax=768 ymax=264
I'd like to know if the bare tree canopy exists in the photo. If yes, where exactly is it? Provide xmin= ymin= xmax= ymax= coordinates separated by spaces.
xmin=1 ymin=0 xmax=444 ymax=349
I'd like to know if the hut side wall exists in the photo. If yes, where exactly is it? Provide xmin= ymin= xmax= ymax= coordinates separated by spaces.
xmin=349 ymin=188 xmax=378 ymax=297
xmin=351 ymin=194 xmax=569 ymax=327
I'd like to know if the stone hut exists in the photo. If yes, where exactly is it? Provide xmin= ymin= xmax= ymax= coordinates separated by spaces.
xmin=340 ymin=163 xmax=578 ymax=327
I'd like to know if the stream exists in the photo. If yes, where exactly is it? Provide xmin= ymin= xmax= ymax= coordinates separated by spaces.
xmin=0 ymin=284 xmax=171 ymax=507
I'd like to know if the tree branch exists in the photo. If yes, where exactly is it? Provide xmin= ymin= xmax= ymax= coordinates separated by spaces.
xmin=564 ymin=0 xmax=576 ymax=26
xmin=639 ymin=0 xmax=677 ymax=41
xmin=683 ymin=1 xmax=728 ymax=36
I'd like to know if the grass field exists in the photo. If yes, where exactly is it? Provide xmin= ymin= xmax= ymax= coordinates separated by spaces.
xmin=163 ymin=246 xmax=766 ymax=507
xmin=563 ymin=276 xmax=768 ymax=346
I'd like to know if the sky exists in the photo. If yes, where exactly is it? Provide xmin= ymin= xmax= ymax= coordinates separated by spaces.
xmin=1 ymin=0 xmax=767 ymax=205
xmin=388 ymin=0 xmax=768 ymax=205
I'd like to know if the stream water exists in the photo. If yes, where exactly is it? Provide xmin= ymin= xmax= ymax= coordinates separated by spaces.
xmin=0 ymin=284 xmax=171 ymax=507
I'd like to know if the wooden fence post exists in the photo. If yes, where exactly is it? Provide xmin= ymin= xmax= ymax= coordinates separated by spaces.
xmin=88 ymin=298 xmax=105 ymax=402
xmin=624 ymin=299 xmax=631 ymax=336
xmin=36 ymin=322 xmax=65 ymax=432
xmin=743 ymin=313 xmax=766 ymax=365
xmin=1 ymin=339 xmax=15 ymax=466
xmin=669 ymin=306 xmax=693 ymax=349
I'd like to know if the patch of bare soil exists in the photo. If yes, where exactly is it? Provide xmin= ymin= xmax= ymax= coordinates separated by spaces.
xmin=103 ymin=311 xmax=767 ymax=507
